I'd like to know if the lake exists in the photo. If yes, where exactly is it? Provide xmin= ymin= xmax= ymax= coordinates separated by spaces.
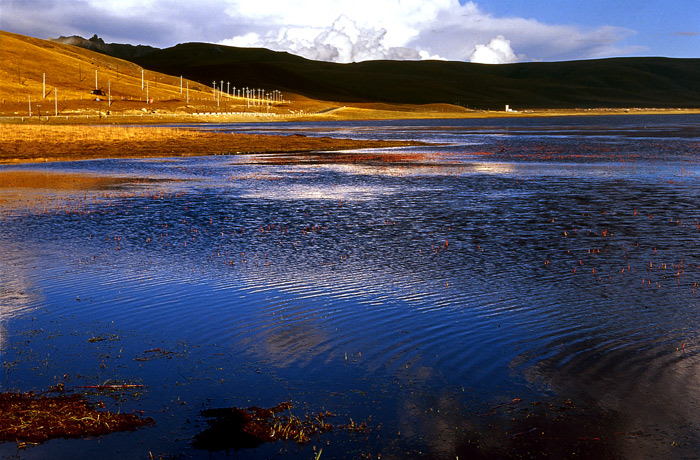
xmin=1 ymin=114 xmax=700 ymax=459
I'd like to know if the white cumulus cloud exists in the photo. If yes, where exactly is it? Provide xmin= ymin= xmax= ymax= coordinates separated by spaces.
xmin=217 ymin=0 xmax=640 ymax=63
xmin=469 ymin=35 xmax=521 ymax=64
xmin=221 ymin=14 xmax=440 ymax=62
xmin=1 ymin=0 xmax=645 ymax=63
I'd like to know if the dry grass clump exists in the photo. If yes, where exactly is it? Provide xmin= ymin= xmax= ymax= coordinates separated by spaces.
xmin=0 ymin=125 xmax=202 ymax=143
xmin=0 ymin=391 xmax=153 ymax=444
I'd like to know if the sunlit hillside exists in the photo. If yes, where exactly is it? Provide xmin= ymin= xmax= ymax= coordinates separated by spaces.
xmin=0 ymin=31 xmax=308 ymax=120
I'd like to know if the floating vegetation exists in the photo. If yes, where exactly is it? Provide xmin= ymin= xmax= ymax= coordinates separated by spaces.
xmin=0 ymin=391 xmax=154 ymax=445
xmin=193 ymin=402 xmax=366 ymax=451
xmin=87 ymin=333 xmax=121 ymax=343
xmin=133 ymin=347 xmax=179 ymax=362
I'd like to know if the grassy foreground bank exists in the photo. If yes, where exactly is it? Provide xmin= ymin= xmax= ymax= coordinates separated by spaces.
xmin=0 ymin=124 xmax=419 ymax=164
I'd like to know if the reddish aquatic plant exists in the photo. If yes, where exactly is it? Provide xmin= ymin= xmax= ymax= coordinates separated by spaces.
xmin=0 ymin=391 xmax=154 ymax=444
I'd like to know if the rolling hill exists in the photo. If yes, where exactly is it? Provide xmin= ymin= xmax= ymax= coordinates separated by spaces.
xmin=0 ymin=31 xmax=254 ymax=119
xmin=55 ymin=36 xmax=700 ymax=110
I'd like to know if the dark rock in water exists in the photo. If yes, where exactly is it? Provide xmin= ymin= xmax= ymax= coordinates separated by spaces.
xmin=193 ymin=407 xmax=268 ymax=451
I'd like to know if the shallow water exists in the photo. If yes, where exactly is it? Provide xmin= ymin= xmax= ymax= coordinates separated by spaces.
xmin=1 ymin=114 xmax=700 ymax=459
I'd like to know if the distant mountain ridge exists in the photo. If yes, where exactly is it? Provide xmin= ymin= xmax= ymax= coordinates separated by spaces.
xmin=56 ymin=35 xmax=700 ymax=109
xmin=51 ymin=34 xmax=158 ymax=61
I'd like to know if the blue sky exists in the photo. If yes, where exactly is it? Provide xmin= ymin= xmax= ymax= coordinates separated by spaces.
xmin=1 ymin=0 xmax=698 ymax=63
xmin=479 ymin=0 xmax=699 ymax=58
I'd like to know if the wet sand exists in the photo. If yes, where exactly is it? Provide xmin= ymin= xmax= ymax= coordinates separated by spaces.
xmin=0 ymin=170 xmax=142 ymax=213
xmin=0 ymin=170 xmax=131 ymax=190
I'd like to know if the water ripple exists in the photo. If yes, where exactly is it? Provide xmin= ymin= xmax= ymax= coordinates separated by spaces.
xmin=2 ymin=115 xmax=700 ymax=458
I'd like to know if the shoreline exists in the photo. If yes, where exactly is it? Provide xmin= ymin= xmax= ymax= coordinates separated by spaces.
xmin=1 ymin=107 xmax=699 ymax=125
xmin=1 ymin=107 xmax=697 ymax=164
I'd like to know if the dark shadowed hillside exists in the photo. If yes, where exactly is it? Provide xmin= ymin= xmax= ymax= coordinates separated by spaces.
xmin=61 ymin=37 xmax=700 ymax=109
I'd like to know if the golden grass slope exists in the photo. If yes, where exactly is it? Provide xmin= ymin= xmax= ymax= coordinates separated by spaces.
xmin=1 ymin=31 xmax=137 ymax=98
xmin=0 ymin=30 xmax=225 ymax=117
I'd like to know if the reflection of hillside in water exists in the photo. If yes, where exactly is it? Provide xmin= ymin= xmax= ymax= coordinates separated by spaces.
xmin=524 ymin=329 xmax=700 ymax=459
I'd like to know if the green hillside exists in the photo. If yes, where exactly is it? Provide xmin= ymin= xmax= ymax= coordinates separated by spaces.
xmin=65 ymin=38 xmax=700 ymax=109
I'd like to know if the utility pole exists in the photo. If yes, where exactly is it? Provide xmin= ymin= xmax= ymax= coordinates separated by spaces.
xmin=28 ymin=95 xmax=31 ymax=117
xmin=54 ymin=87 xmax=58 ymax=116
xmin=108 ymin=81 xmax=111 ymax=107
xmin=146 ymin=80 xmax=149 ymax=104
xmin=186 ymin=82 xmax=189 ymax=103
xmin=43 ymin=73 xmax=46 ymax=99
xmin=95 ymin=69 xmax=98 ymax=90
xmin=180 ymin=75 xmax=183 ymax=94
xmin=142 ymin=69 xmax=144 ymax=90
